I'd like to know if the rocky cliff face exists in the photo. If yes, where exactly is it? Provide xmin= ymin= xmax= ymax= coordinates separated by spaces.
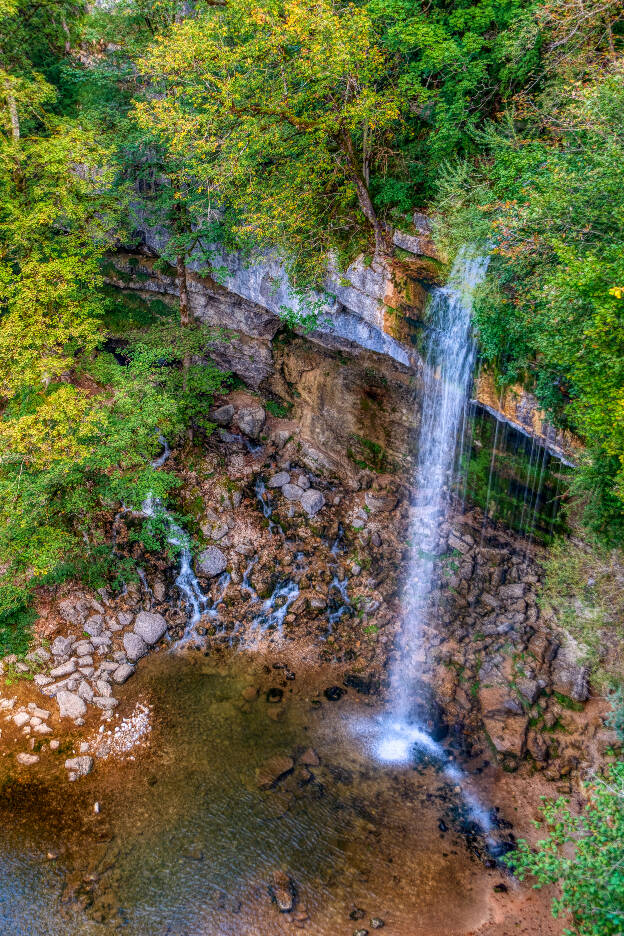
xmin=106 ymin=251 xmax=426 ymax=476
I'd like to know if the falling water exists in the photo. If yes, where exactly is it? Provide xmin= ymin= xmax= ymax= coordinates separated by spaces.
xmin=386 ymin=249 xmax=490 ymax=731
xmin=144 ymin=438 xmax=217 ymax=637
xmin=369 ymin=250 xmax=496 ymax=840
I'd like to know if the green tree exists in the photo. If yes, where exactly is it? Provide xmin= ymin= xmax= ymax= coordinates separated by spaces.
xmin=507 ymin=762 xmax=624 ymax=936
xmin=135 ymin=0 xmax=406 ymax=284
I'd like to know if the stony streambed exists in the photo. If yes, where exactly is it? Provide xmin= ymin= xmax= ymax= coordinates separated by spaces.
xmin=0 ymin=651 xmax=563 ymax=936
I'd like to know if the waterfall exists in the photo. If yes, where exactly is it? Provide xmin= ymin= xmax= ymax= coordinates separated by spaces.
xmin=378 ymin=249 xmax=490 ymax=760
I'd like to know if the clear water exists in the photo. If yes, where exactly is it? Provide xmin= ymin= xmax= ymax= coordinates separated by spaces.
xmin=0 ymin=654 xmax=506 ymax=936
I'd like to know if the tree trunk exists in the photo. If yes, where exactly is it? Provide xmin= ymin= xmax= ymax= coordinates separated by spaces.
xmin=338 ymin=128 xmax=391 ymax=261
xmin=177 ymin=254 xmax=191 ymax=327
xmin=5 ymin=86 xmax=19 ymax=141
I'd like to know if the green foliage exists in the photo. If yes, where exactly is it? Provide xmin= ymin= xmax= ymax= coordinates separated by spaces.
xmin=135 ymin=0 xmax=406 ymax=287
xmin=506 ymin=763 xmax=624 ymax=936
xmin=606 ymin=689 xmax=624 ymax=744
xmin=538 ymin=536 xmax=624 ymax=688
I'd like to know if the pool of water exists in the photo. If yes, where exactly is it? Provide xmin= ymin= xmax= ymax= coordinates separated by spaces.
xmin=0 ymin=653 xmax=507 ymax=936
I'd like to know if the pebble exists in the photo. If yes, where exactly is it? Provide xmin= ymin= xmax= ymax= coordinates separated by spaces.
xmin=13 ymin=711 xmax=30 ymax=728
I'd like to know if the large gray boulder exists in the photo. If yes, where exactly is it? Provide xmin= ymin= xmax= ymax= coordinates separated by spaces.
xmin=282 ymin=483 xmax=304 ymax=501
xmin=123 ymin=632 xmax=148 ymax=662
xmin=134 ymin=611 xmax=168 ymax=645
xmin=197 ymin=546 xmax=228 ymax=578
xmin=235 ymin=405 xmax=266 ymax=440
xmin=56 ymin=691 xmax=87 ymax=720
xmin=300 ymin=489 xmax=325 ymax=517
xmin=551 ymin=644 xmax=590 ymax=702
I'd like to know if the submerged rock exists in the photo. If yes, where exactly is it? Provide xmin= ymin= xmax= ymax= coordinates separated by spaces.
xmin=299 ymin=747 xmax=320 ymax=767
xmin=256 ymin=755 xmax=294 ymax=790
xmin=324 ymin=685 xmax=346 ymax=702
xmin=268 ymin=870 xmax=296 ymax=912
xmin=65 ymin=756 xmax=93 ymax=779
xmin=17 ymin=752 xmax=39 ymax=766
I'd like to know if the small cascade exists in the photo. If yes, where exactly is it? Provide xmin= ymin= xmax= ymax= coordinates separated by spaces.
xmin=461 ymin=402 xmax=571 ymax=544
xmin=144 ymin=438 xmax=220 ymax=640
xmin=325 ymin=523 xmax=353 ymax=629
xmin=255 ymin=477 xmax=284 ymax=537
xmin=250 ymin=580 xmax=300 ymax=637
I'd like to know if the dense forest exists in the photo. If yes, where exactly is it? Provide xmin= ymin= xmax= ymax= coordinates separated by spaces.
xmin=1 ymin=1 xmax=624 ymax=930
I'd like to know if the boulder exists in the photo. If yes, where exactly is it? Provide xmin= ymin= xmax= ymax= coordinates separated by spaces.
xmin=483 ymin=713 xmax=528 ymax=758
xmin=49 ymin=659 xmax=77 ymax=679
xmin=84 ymin=615 xmax=103 ymax=637
xmin=73 ymin=640 xmax=94 ymax=657
xmin=123 ymin=632 xmax=148 ymax=663
xmin=58 ymin=599 xmax=87 ymax=626
xmin=196 ymin=546 xmax=228 ymax=578
xmin=499 ymin=583 xmax=526 ymax=600
xmin=235 ymin=405 xmax=266 ymax=439
xmin=211 ymin=404 xmax=235 ymax=426
xmin=134 ymin=611 xmax=168 ymax=645
xmin=93 ymin=696 xmax=118 ymax=711
xmin=300 ymin=489 xmax=325 ymax=517
xmin=268 ymin=471 xmax=290 ymax=488
xmin=56 ymin=691 xmax=87 ymax=720
xmin=364 ymin=490 xmax=397 ymax=513
xmin=77 ymin=680 xmax=94 ymax=702
xmin=299 ymin=748 xmax=320 ymax=767
xmin=112 ymin=663 xmax=135 ymax=684
xmin=282 ymin=483 xmax=304 ymax=501
xmin=551 ymin=646 xmax=590 ymax=702
xmin=51 ymin=636 xmax=73 ymax=657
